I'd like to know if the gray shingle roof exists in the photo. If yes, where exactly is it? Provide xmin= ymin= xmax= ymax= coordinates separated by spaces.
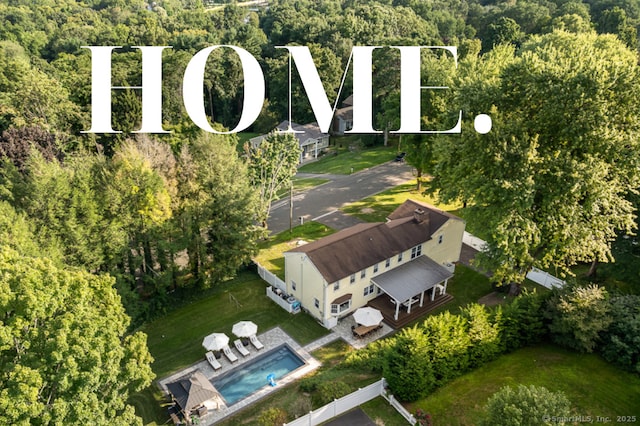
xmin=371 ymin=255 xmax=453 ymax=302
xmin=167 ymin=370 xmax=219 ymax=412
xmin=286 ymin=200 xmax=461 ymax=283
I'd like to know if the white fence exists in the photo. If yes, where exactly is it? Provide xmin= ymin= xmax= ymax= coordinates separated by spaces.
xmin=526 ymin=267 xmax=565 ymax=289
xmin=284 ymin=378 xmax=416 ymax=426
xmin=381 ymin=391 xmax=417 ymax=424
xmin=256 ymin=261 xmax=286 ymax=291
xmin=266 ymin=286 xmax=298 ymax=314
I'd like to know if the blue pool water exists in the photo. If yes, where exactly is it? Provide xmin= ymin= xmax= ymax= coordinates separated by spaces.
xmin=212 ymin=344 xmax=305 ymax=405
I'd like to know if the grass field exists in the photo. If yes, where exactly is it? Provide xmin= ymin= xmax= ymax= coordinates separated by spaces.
xmin=255 ymin=222 xmax=335 ymax=279
xmin=298 ymin=145 xmax=397 ymax=175
xmin=408 ymin=344 xmax=640 ymax=425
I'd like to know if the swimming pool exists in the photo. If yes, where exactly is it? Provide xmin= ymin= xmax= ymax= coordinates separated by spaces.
xmin=212 ymin=344 xmax=305 ymax=405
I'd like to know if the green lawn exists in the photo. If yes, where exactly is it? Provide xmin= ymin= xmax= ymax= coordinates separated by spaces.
xmin=298 ymin=145 xmax=397 ymax=175
xmin=408 ymin=344 xmax=640 ymax=425
xmin=428 ymin=264 xmax=494 ymax=317
xmin=131 ymin=270 xmax=330 ymax=425
xmin=255 ymin=222 xmax=335 ymax=279
xmin=341 ymin=180 xmax=464 ymax=222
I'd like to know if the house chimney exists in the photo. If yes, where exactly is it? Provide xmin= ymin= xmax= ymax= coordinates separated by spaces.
xmin=413 ymin=208 xmax=427 ymax=223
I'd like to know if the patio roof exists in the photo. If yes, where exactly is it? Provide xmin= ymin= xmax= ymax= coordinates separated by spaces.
xmin=371 ymin=255 xmax=453 ymax=302
xmin=167 ymin=370 xmax=220 ymax=412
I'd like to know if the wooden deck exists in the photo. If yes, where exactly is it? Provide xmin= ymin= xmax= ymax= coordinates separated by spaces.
xmin=367 ymin=293 xmax=454 ymax=329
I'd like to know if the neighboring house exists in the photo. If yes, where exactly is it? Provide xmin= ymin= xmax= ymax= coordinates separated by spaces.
xmin=284 ymin=200 xmax=465 ymax=328
xmin=249 ymin=120 xmax=329 ymax=164
xmin=332 ymin=95 xmax=353 ymax=135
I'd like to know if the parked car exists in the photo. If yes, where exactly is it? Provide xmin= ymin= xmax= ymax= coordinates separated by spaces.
xmin=395 ymin=152 xmax=406 ymax=162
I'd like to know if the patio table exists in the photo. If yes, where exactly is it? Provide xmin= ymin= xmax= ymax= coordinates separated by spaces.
xmin=353 ymin=324 xmax=379 ymax=337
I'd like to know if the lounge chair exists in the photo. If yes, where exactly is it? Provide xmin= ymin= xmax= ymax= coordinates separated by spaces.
xmin=234 ymin=339 xmax=250 ymax=357
xmin=249 ymin=334 xmax=264 ymax=350
xmin=222 ymin=345 xmax=238 ymax=363
xmin=205 ymin=351 xmax=222 ymax=370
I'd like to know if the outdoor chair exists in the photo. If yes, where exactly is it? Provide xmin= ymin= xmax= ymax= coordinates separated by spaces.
xmin=249 ymin=334 xmax=264 ymax=350
xmin=222 ymin=345 xmax=238 ymax=363
xmin=234 ymin=339 xmax=250 ymax=357
xmin=205 ymin=351 xmax=222 ymax=370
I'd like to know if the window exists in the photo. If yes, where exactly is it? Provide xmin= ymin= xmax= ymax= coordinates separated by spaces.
xmin=334 ymin=281 xmax=340 ymax=291
xmin=291 ymin=280 xmax=297 ymax=291
xmin=373 ymin=263 xmax=378 ymax=273
xmin=398 ymin=252 xmax=403 ymax=262
xmin=314 ymin=298 xmax=320 ymax=309
xmin=411 ymin=244 xmax=422 ymax=259
xmin=350 ymin=274 xmax=356 ymax=284
xmin=331 ymin=299 xmax=351 ymax=314
xmin=363 ymin=284 xmax=376 ymax=296
xmin=438 ymin=235 xmax=444 ymax=244
xmin=385 ymin=258 xmax=391 ymax=268
xmin=360 ymin=269 xmax=366 ymax=279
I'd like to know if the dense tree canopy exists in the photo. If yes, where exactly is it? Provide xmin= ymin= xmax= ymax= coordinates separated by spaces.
xmin=430 ymin=30 xmax=640 ymax=284
xmin=0 ymin=246 xmax=154 ymax=425
xmin=2 ymin=0 xmax=640 ymax=421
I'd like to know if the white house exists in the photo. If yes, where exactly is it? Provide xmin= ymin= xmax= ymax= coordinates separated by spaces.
xmin=284 ymin=200 xmax=465 ymax=328
xmin=249 ymin=120 xmax=330 ymax=164
xmin=332 ymin=95 xmax=353 ymax=135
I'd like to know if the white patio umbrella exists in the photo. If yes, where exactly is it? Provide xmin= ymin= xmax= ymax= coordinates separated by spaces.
xmin=202 ymin=332 xmax=229 ymax=351
xmin=232 ymin=320 xmax=258 ymax=338
xmin=353 ymin=307 xmax=383 ymax=327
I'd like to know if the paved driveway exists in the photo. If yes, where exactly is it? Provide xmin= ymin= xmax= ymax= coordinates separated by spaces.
xmin=267 ymin=161 xmax=413 ymax=233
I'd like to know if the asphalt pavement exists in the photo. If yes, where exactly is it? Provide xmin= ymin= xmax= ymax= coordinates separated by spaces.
xmin=267 ymin=161 xmax=414 ymax=234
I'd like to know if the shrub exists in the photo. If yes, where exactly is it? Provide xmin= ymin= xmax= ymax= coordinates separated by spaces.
xmin=258 ymin=407 xmax=287 ymax=426
xmin=462 ymin=303 xmax=502 ymax=367
xmin=480 ymin=385 xmax=571 ymax=426
xmin=315 ymin=381 xmax=352 ymax=406
xmin=498 ymin=290 xmax=548 ymax=352
xmin=384 ymin=331 xmax=436 ymax=401
xmin=298 ymin=376 xmax=320 ymax=393
xmin=415 ymin=408 xmax=433 ymax=426
xmin=600 ymin=294 xmax=640 ymax=373
xmin=343 ymin=337 xmax=394 ymax=372
xmin=422 ymin=311 xmax=471 ymax=385
xmin=546 ymin=284 xmax=612 ymax=353
xmin=289 ymin=395 xmax=312 ymax=418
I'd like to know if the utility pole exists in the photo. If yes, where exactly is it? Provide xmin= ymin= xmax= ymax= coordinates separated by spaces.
xmin=289 ymin=180 xmax=293 ymax=233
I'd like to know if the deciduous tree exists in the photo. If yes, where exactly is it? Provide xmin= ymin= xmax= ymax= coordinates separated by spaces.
xmin=177 ymin=132 xmax=261 ymax=287
xmin=430 ymin=31 xmax=640 ymax=284
xmin=245 ymin=132 xmax=301 ymax=228
xmin=0 ymin=246 xmax=154 ymax=425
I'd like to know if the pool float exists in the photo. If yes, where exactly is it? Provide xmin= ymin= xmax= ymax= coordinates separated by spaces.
xmin=267 ymin=373 xmax=277 ymax=386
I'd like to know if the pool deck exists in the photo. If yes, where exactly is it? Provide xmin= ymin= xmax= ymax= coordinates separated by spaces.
xmin=158 ymin=327 xmax=322 ymax=425
xmin=157 ymin=318 xmax=394 ymax=425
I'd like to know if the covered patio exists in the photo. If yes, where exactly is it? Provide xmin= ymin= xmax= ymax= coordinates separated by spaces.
xmin=166 ymin=370 xmax=224 ymax=424
xmin=369 ymin=256 xmax=454 ymax=328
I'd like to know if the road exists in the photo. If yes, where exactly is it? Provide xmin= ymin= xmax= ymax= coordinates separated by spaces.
xmin=267 ymin=161 xmax=414 ymax=234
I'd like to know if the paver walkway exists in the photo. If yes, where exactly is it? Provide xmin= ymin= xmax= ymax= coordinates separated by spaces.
xmin=303 ymin=331 xmax=340 ymax=352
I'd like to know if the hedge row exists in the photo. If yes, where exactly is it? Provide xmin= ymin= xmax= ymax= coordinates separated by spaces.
xmin=344 ymin=286 xmax=639 ymax=401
